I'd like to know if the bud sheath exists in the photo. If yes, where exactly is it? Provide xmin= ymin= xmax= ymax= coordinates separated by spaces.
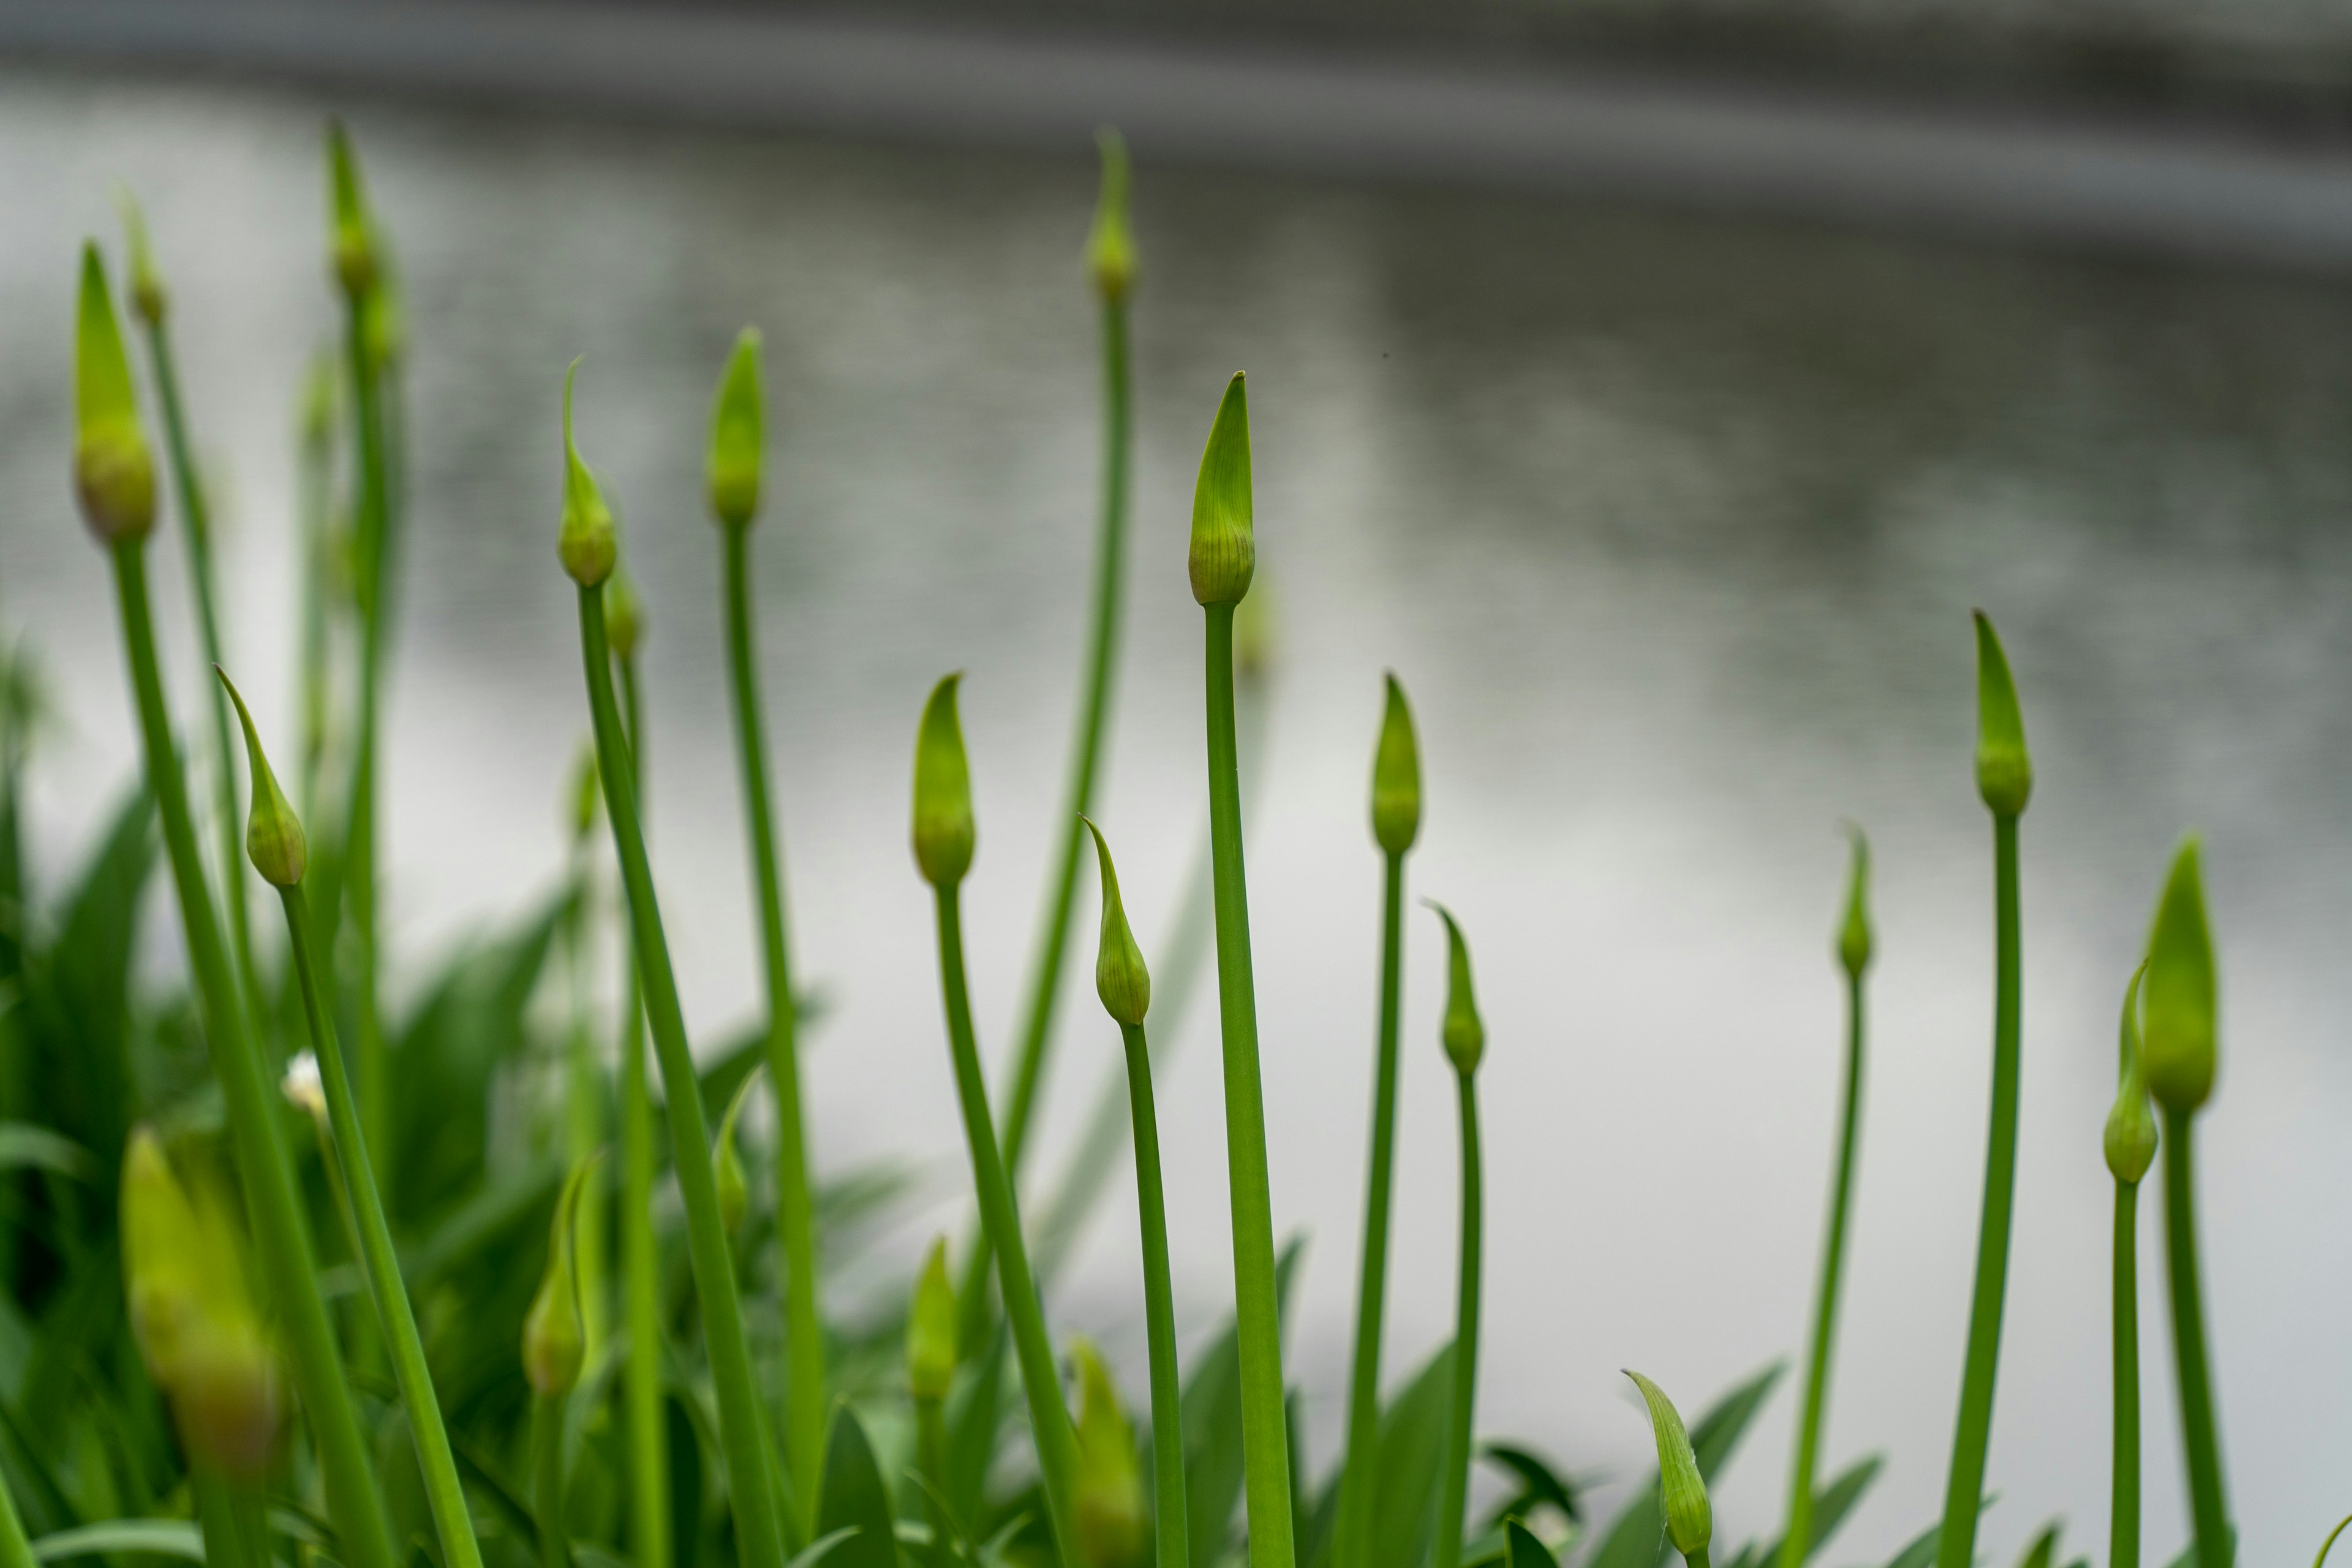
xmin=2141 ymin=840 xmax=2217 ymax=1115
xmin=1188 ymin=374 xmax=1254 ymax=606
xmin=911 ymin=674 xmax=975 ymax=888
xmin=1371 ymin=674 xmax=1421 ymax=856
xmin=73 ymin=244 xmax=156 ymax=543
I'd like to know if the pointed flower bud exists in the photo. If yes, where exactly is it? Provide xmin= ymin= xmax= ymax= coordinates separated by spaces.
xmin=911 ymin=674 xmax=974 ymax=888
xmin=360 ymin=251 xmax=405 ymax=373
xmin=559 ymin=361 xmax=617 ymax=587
xmin=2105 ymin=965 xmax=2157 ymax=1185
xmin=123 ymin=1127 xmax=206 ymax=1390
xmin=2142 ymin=839 xmax=2217 ymax=1114
xmin=567 ymin=741 xmax=601 ymax=846
xmin=605 ymin=569 xmax=644 ymax=661
xmin=217 ymin=669 xmax=307 ymax=888
xmin=1836 ymin=826 xmax=1872 ymax=979
xmin=1430 ymin=902 xmax=1484 ymax=1076
xmin=907 ymin=1236 xmax=957 ymax=1401
xmin=715 ymin=1068 xmax=760 ymax=1241
xmin=326 ymin=121 xmax=378 ymax=300
xmin=707 ymin=328 xmax=764 ymax=529
xmin=1972 ymin=612 xmax=2032 ymax=817
xmin=1083 ymin=818 xmax=1150 ymax=1027
xmin=74 ymin=244 xmax=156 ymax=543
xmin=119 ymin=190 xmax=167 ymax=326
xmin=523 ymin=1152 xmax=600 ymax=1397
xmin=1085 ymin=130 xmax=1137 ymax=303
xmin=1370 ymin=673 xmax=1421 ymax=855
xmin=1071 ymin=1338 xmax=1147 ymax=1568
xmin=1188 ymin=373 xmax=1254 ymax=606
xmin=1624 ymin=1371 xmax=1711 ymax=1561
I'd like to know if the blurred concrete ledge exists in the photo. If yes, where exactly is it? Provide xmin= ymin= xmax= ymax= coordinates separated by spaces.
xmin=9 ymin=0 xmax=2352 ymax=270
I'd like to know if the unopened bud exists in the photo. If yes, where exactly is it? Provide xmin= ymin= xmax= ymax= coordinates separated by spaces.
xmin=523 ymin=1152 xmax=600 ymax=1397
xmin=1429 ymin=902 xmax=1484 ymax=1076
xmin=1972 ymin=612 xmax=2032 ymax=818
xmin=707 ymin=328 xmax=763 ymax=529
xmin=714 ymin=1068 xmax=760 ymax=1241
xmin=1071 ymin=1338 xmax=1146 ymax=1568
xmin=911 ymin=674 xmax=974 ymax=888
xmin=1836 ymin=826 xmax=1872 ymax=979
xmin=1624 ymin=1371 xmax=1710 ymax=1561
xmin=360 ymin=253 xmax=405 ymax=373
xmin=171 ymin=1317 xmax=284 ymax=1483
xmin=1370 ymin=673 xmax=1421 ymax=855
xmin=119 ymin=191 xmax=167 ymax=326
xmin=1188 ymin=373 xmax=1254 ymax=606
xmin=2105 ymin=967 xmax=2157 ymax=1186
xmin=326 ymin=121 xmax=378 ymax=301
xmin=906 ymin=1236 xmax=957 ymax=1401
xmin=122 ymin=1127 xmax=205 ymax=1389
xmin=217 ymin=669 xmax=307 ymax=887
xmin=1085 ymin=130 xmax=1137 ymax=303
xmin=73 ymin=244 xmax=155 ymax=543
xmin=2142 ymin=838 xmax=2217 ymax=1115
xmin=281 ymin=1050 xmax=328 ymax=1126
xmin=1083 ymin=819 xmax=1150 ymax=1027
xmin=605 ymin=570 xmax=644 ymax=661
xmin=558 ymin=361 xmax=617 ymax=588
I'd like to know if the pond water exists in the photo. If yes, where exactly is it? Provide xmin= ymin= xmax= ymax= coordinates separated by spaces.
xmin=4 ymin=64 xmax=2351 ymax=1567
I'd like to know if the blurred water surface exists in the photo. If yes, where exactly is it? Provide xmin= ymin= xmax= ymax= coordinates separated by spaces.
xmin=3 ymin=66 xmax=2351 ymax=1568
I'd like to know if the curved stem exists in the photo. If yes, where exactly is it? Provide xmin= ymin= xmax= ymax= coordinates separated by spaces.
xmin=2313 ymin=1513 xmax=2352 ymax=1568
xmin=1936 ymin=812 xmax=2021 ymax=1568
xmin=1434 ymin=1070 xmax=1483 ymax=1568
xmin=1781 ymin=968 xmax=1867 ymax=1568
xmin=1119 ymin=1022 xmax=1188 ymax=1568
xmin=1203 ymin=600 xmax=1296 ymax=1568
xmin=533 ymin=1393 xmax=570 ymax=1568
xmin=2111 ymin=1180 xmax=2140 ymax=1568
xmin=616 ymin=654 xmax=669 ymax=1568
xmin=1336 ymin=850 xmax=1406 ymax=1568
xmin=2162 ymin=1107 xmax=2231 ymax=1568
xmin=576 ymin=585 xmax=789 ymax=1568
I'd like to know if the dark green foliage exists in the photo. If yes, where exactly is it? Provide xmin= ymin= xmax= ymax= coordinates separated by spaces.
xmin=815 ymin=1409 xmax=898 ymax=1568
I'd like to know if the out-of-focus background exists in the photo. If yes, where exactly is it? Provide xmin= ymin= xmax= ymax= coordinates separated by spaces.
xmin=4 ymin=4 xmax=2351 ymax=1564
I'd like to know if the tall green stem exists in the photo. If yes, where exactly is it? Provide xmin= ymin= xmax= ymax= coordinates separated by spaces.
xmin=718 ymin=520 xmax=824 ymax=1523
xmin=1202 ymin=600 xmax=1295 ymax=1568
xmin=2161 ymin=1107 xmax=2231 ymax=1568
xmin=1936 ymin=812 xmax=2021 ymax=1568
xmin=341 ymin=303 xmax=394 ymax=1183
xmin=1781 ymin=968 xmax=1867 ymax=1568
xmin=533 ymin=1394 xmax=570 ymax=1568
xmin=575 ymin=586 xmax=789 ymax=1568
xmin=616 ymin=655 xmax=669 ymax=1568
xmin=1434 ymin=1069 xmax=1483 ymax=1568
xmin=107 ymin=540 xmax=398 ymax=1568
xmin=930 ymin=886 xmax=1079 ymax=1564
xmin=2111 ymin=1180 xmax=2140 ymax=1568
xmin=190 ymin=1471 xmax=260 ymax=1568
xmin=1118 ymin=1020 xmax=1188 ymax=1568
xmin=1336 ymin=851 xmax=1405 ymax=1568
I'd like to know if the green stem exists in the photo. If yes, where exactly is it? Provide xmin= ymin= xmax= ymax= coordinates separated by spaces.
xmin=2162 ymin=1107 xmax=2231 ymax=1568
xmin=0 ymin=1430 xmax=31 ymax=1568
xmin=281 ymin=883 xmax=486 ymax=1568
xmin=2111 ymin=1180 xmax=2139 ymax=1568
xmin=718 ymin=521 xmax=825 ymax=1525
xmin=1781 ymin=968 xmax=1867 ymax=1568
xmin=575 ymin=585 xmax=790 ymax=1568
xmin=1936 ymin=812 xmax=2021 ymax=1568
xmin=1687 ymin=1549 xmax=1713 ymax=1568
xmin=1434 ymin=1070 xmax=1482 ymax=1568
xmin=2313 ymin=1513 xmax=2352 ymax=1568
xmin=616 ymin=655 xmax=669 ymax=1568
xmin=295 ymin=393 xmax=334 ymax=827
xmin=1118 ymin=1021 xmax=1188 ymax=1568
xmin=1202 ymin=600 xmax=1295 ymax=1568
xmin=342 ymin=305 xmax=393 ymax=1189
xmin=914 ymin=1396 xmax=949 ymax=1566
xmin=931 ymin=886 xmax=1080 ymax=1564
xmin=107 ymin=540 xmax=398 ymax=1568
xmin=562 ymin=866 xmax=608 ymax=1363
xmin=1336 ymin=850 xmax=1406 ymax=1568
xmin=190 ymin=1471 xmax=257 ymax=1568
xmin=533 ymin=1394 xmax=570 ymax=1568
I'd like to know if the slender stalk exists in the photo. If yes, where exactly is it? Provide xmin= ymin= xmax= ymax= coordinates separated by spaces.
xmin=1336 ymin=850 xmax=1405 ymax=1568
xmin=1434 ymin=1068 xmax=1483 ymax=1568
xmin=533 ymin=1394 xmax=570 ymax=1568
xmin=107 ymin=541 xmax=398 ymax=1568
xmin=931 ymin=885 xmax=1080 ymax=1563
xmin=1203 ymin=600 xmax=1295 ymax=1568
xmin=1781 ymin=967 xmax=1867 ymax=1568
xmin=342 ymin=298 xmax=394 ymax=1184
xmin=914 ymin=1396 xmax=949 ymax=1566
xmin=1936 ymin=812 xmax=2021 ymax=1568
xmin=295 ymin=355 xmax=336 ymax=826
xmin=718 ymin=520 xmax=825 ymax=1521
xmin=0 ymin=1438 xmax=31 ymax=1568
xmin=1118 ymin=1020 xmax=1188 ymax=1568
xmin=280 ymin=880 xmax=487 ymax=1568
xmin=616 ymin=654 xmax=669 ymax=1568
xmin=2315 ymin=1514 xmax=2352 ymax=1568
xmin=2111 ymin=1180 xmax=2140 ymax=1568
xmin=190 ymin=1470 xmax=260 ymax=1568
xmin=576 ymin=585 xmax=789 ymax=1568
xmin=2162 ymin=1107 xmax=2231 ymax=1568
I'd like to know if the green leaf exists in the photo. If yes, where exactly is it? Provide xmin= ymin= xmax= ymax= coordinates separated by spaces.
xmin=2013 ymin=1528 xmax=2060 ymax=1568
xmin=1368 ymin=1344 xmax=1455 ymax=1568
xmin=816 ymin=1406 xmax=899 ymax=1568
xmin=1504 ymin=1519 xmax=1556 ymax=1568
xmin=32 ymin=1519 xmax=203 ymax=1562
xmin=0 ymin=1127 xmax=94 ymax=1183
xmin=1735 ymin=1453 xmax=1882 ymax=1568
xmin=1585 ymin=1362 xmax=1784 ymax=1568
xmin=1478 ymin=1442 xmax=1581 ymax=1531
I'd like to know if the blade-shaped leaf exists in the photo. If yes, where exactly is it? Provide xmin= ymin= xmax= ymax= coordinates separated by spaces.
xmin=817 ymin=1405 xmax=900 ymax=1568
xmin=1368 ymin=1343 xmax=1455 ymax=1568
xmin=32 ymin=1520 xmax=203 ymax=1562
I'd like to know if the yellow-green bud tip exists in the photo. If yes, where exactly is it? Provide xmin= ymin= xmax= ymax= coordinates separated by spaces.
xmin=74 ymin=243 xmax=156 ymax=544
xmin=1071 ymin=1338 xmax=1147 ymax=1568
xmin=1085 ymin=129 xmax=1137 ymax=302
xmin=715 ymin=1068 xmax=760 ymax=1240
xmin=559 ymin=360 xmax=618 ymax=587
xmin=326 ymin=119 xmax=378 ymax=299
xmin=216 ymin=669 xmax=307 ymax=888
xmin=2105 ymin=964 xmax=2157 ymax=1184
xmin=605 ymin=570 xmax=645 ymax=660
xmin=2142 ymin=837 xmax=2217 ymax=1114
xmin=911 ymin=674 xmax=974 ymax=888
xmin=1624 ymin=1371 xmax=1711 ymax=1558
xmin=522 ymin=1152 xmax=601 ymax=1396
xmin=1189 ymin=372 xmax=1254 ymax=605
xmin=1371 ymin=673 xmax=1422 ymax=854
xmin=1836 ymin=824 xmax=1872 ymax=978
xmin=118 ymin=189 xmax=167 ymax=325
xmin=907 ymin=1236 xmax=957 ymax=1401
xmin=1429 ymin=901 xmax=1485 ymax=1075
xmin=707 ymin=327 xmax=764 ymax=529
xmin=1972 ymin=611 xmax=2032 ymax=816
xmin=1084 ymin=818 xmax=1151 ymax=1027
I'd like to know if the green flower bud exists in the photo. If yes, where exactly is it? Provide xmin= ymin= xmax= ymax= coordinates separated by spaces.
xmin=1071 ymin=1338 xmax=1146 ymax=1568
xmin=567 ymin=741 xmax=601 ymax=846
xmin=1624 ymin=1371 xmax=1711 ymax=1561
xmin=605 ymin=569 xmax=645 ymax=661
xmin=523 ymin=1152 xmax=600 ymax=1398
xmin=707 ymin=328 xmax=763 ymax=529
xmin=360 ymin=249 xmax=405 ymax=372
xmin=1085 ymin=129 xmax=1136 ymax=303
xmin=1188 ymin=372 xmax=1254 ymax=606
xmin=1370 ymin=673 xmax=1421 ymax=855
xmin=1972 ymin=611 xmax=2032 ymax=817
xmin=558 ymin=361 xmax=617 ymax=587
xmin=715 ymin=1068 xmax=760 ymax=1242
xmin=910 ymin=674 xmax=974 ymax=888
xmin=172 ymin=1315 xmax=284 ymax=1483
xmin=2105 ymin=965 xmax=2157 ymax=1185
xmin=326 ymin=120 xmax=378 ymax=300
xmin=1083 ymin=818 xmax=1150 ymax=1027
xmin=907 ymin=1236 xmax=957 ymax=1401
xmin=73 ymin=243 xmax=156 ymax=543
xmin=1429 ymin=901 xmax=1484 ymax=1076
xmin=118 ymin=190 xmax=167 ymax=326
xmin=122 ymin=1127 xmax=206 ymax=1390
xmin=2142 ymin=838 xmax=2217 ymax=1114
xmin=1836 ymin=825 xmax=1872 ymax=979
xmin=216 ymin=669 xmax=307 ymax=888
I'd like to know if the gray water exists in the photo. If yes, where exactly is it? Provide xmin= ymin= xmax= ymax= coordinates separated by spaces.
xmin=5 ymin=66 xmax=2352 ymax=1567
